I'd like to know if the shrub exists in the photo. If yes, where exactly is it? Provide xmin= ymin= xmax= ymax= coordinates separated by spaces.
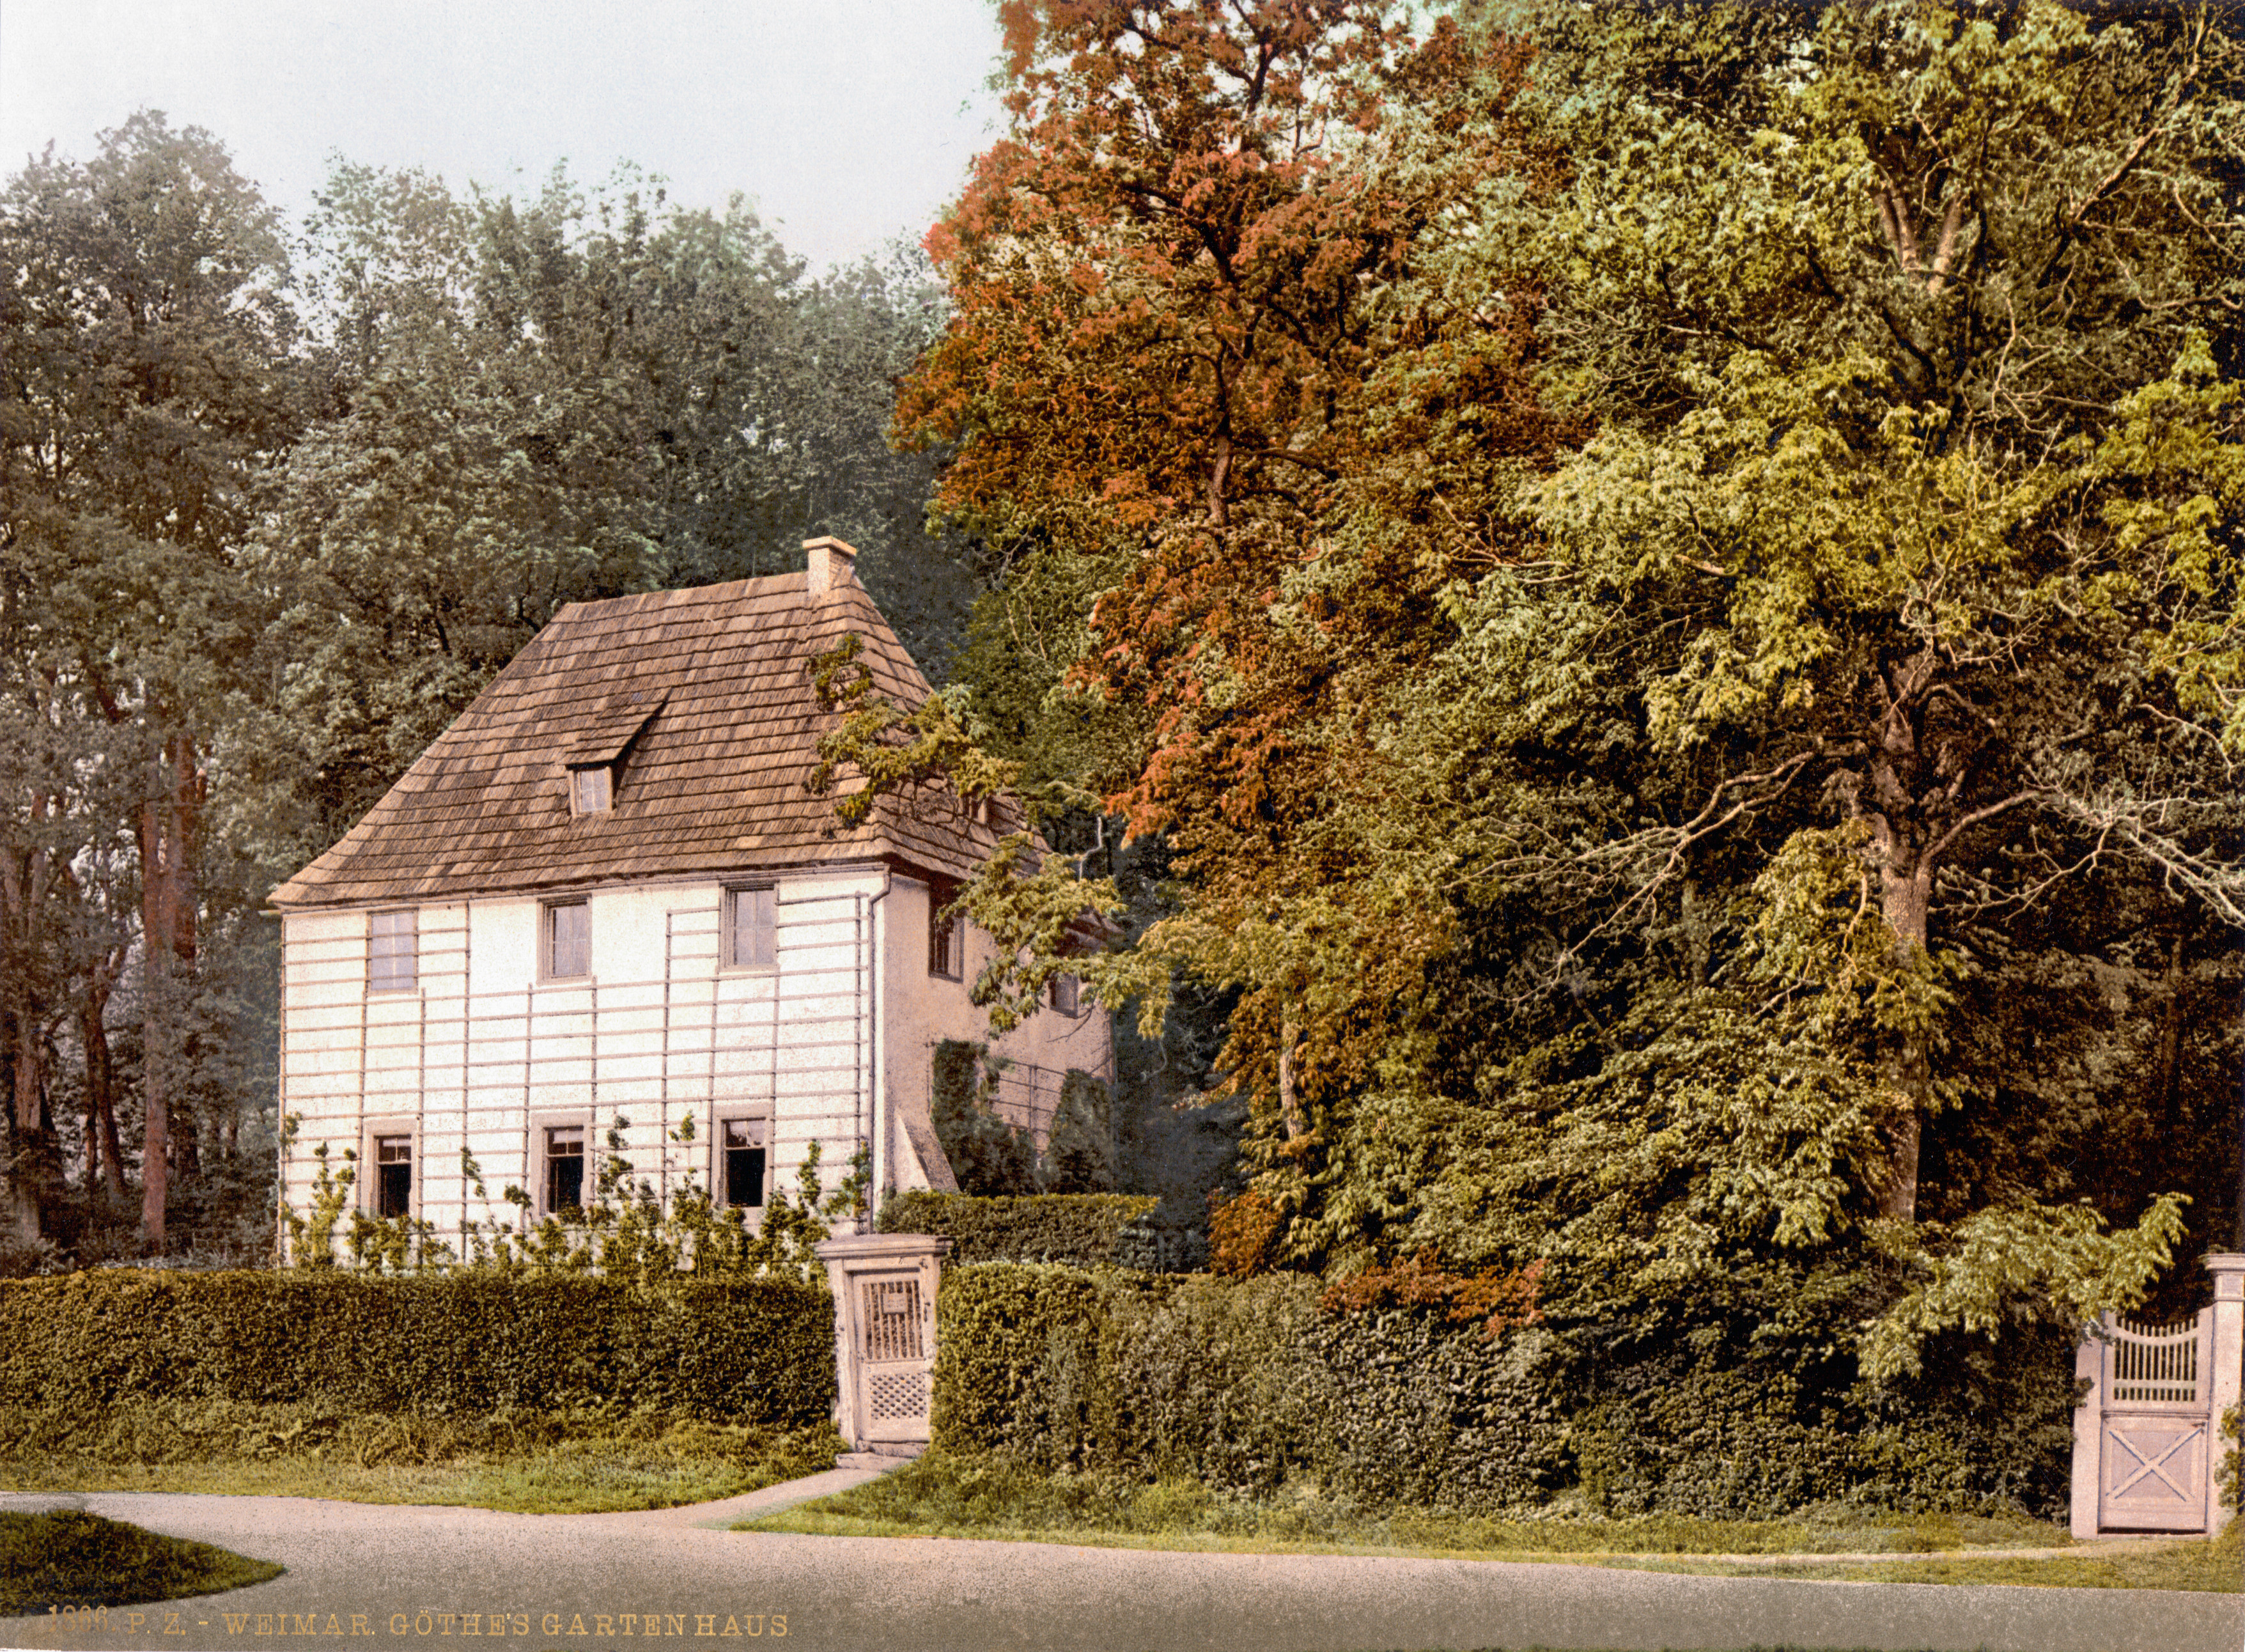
xmin=875 ymin=1192 xmax=1157 ymax=1267
xmin=931 ymin=1263 xmax=1567 ymax=1511
xmin=0 ymin=1270 xmax=833 ymax=1427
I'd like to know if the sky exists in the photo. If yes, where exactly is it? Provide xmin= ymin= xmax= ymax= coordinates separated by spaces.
xmin=0 ymin=0 xmax=1010 ymax=271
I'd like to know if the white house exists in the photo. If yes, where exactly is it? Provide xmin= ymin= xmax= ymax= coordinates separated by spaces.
xmin=271 ymin=538 xmax=1110 ymax=1251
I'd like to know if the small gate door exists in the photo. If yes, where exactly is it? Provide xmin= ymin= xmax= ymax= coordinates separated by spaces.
xmin=2097 ymin=1315 xmax=2211 ymax=1534
xmin=855 ymin=1270 xmax=935 ymax=1444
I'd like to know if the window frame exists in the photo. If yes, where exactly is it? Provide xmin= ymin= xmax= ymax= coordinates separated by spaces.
xmin=357 ymin=1117 xmax=416 ymax=1220
xmin=366 ymin=908 xmax=417 ymax=994
xmin=541 ymin=1121 xmax=588 ymax=1217
xmin=928 ymin=882 xmax=960 ymax=980
xmin=569 ymin=763 xmax=614 ymax=815
xmin=525 ymin=1108 xmax=594 ymax=1221
xmin=713 ymin=1108 xmax=773 ymax=1222
xmin=542 ymin=898 xmax=591 ymax=981
xmin=1049 ymin=971 xmax=1082 ymax=1018
xmin=722 ymin=884 xmax=777 ymax=972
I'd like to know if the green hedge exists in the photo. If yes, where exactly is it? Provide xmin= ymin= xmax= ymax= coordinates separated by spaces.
xmin=0 ymin=1270 xmax=834 ymax=1426
xmin=876 ymin=1192 xmax=1158 ymax=1268
xmin=931 ymin=1263 xmax=1565 ymax=1511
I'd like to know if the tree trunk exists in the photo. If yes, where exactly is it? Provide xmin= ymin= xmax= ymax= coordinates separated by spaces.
xmin=1864 ymin=652 xmax=1941 ymax=1224
xmin=137 ymin=732 xmax=202 ymax=1252
xmin=1277 ymin=1013 xmax=1303 ymax=1141
xmin=82 ymin=965 xmax=127 ymax=1199
xmin=5 ymin=1024 xmax=44 ymax=1242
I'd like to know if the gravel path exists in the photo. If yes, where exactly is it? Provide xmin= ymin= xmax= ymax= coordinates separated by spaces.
xmin=3 ymin=1479 xmax=2237 ymax=1652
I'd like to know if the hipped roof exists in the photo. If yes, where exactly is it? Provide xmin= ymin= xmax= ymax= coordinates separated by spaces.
xmin=271 ymin=572 xmax=1000 ymax=909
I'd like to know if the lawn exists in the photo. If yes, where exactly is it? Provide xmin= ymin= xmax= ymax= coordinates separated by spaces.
xmin=742 ymin=1449 xmax=2242 ymax=1593
xmin=1 ymin=1399 xmax=840 ymax=1515
xmin=0 ymin=1510 xmax=281 ymax=1613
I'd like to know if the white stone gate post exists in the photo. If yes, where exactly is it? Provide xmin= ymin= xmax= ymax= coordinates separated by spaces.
xmin=815 ymin=1231 xmax=950 ymax=1453
xmin=2205 ymin=1252 xmax=2243 ymax=1538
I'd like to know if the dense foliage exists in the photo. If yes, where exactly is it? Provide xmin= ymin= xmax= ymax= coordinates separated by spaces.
xmin=0 ymin=1268 xmax=834 ymax=1424
xmin=876 ymin=1189 xmax=1158 ymax=1265
xmin=837 ymin=0 xmax=2245 ymax=1403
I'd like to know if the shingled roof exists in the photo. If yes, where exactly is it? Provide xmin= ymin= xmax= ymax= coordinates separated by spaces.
xmin=272 ymin=551 xmax=997 ymax=909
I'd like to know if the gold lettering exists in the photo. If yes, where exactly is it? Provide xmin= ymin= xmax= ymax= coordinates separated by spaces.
xmin=567 ymin=1616 xmax=586 ymax=1638
xmin=541 ymin=1617 xmax=559 ymax=1639
xmin=696 ymin=1616 xmax=716 ymax=1637
xmin=292 ymin=1616 xmax=318 ymax=1636
xmin=460 ymin=1617 xmax=478 ymax=1639
xmin=258 ymin=1617 xmax=276 ymax=1637
xmin=353 ymin=1616 xmax=372 ymax=1638
xmin=391 ymin=1617 xmax=408 ymax=1637
xmin=744 ymin=1616 xmax=763 ymax=1639
xmin=595 ymin=1617 xmax=613 ymax=1638
xmin=618 ymin=1615 xmax=637 ymax=1636
xmin=166 ymin=1611 xmax=186 ymax=1635
xmin=771 ymin=1617 xmax=785 ymax=1639
xmin=433 ymin=1616 xmax=454 ymax=1637
xmin=223 ymin=1614 xmax=252 ymax=1635
xmin=125 ymin=1617 xmax=146 ymax=1637
xmin=667 ymin=1616 xmax=685 ymax=1637
xmin=720 ymin=1617 xmax=740 ymax=1638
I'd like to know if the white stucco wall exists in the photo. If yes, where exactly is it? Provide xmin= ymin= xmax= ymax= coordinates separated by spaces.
xmin=278 ymin=866 xmax=1114 ymax=1254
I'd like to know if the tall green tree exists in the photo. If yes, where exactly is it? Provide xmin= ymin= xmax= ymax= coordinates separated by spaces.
xmin=1 ymin=111 xmax=300 ymax=1249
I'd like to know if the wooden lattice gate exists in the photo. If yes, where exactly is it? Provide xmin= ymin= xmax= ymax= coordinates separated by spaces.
xmin=815 ymin=1231 xmax=949 ymax=1452
xmin=2071 ymin=1253 xmax=2244 ymax=1539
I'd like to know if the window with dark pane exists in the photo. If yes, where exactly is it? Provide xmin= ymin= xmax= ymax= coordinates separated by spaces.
xmin=368 ymin=909 xmax=416 ymax=992
xmin=375 ymin=1134 xmax=412 ymax=1217
xmin=1050 ymin=972 xmax=1080 ymax=1017
xmin=545 ymin=1125 xmax=584 ymax=1213
xmin=928 ymin=884 xmax=959 ymax=979
xmin=722 ymin=1117 xmax=767 ymax=1209
xmin=546 ymin=900 xmax=589 ymax=978
xmin=726 ymin=885 xmax=775 ymax=969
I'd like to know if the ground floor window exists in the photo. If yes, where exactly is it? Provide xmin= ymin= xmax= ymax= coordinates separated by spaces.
xmin=374 ymin=1134 xmax=413 ymax=1218
xmin=720 ymin=1116 xmax=768 ymax=1210
xmin=544 ymin=1124 xmax=585 ymax=1213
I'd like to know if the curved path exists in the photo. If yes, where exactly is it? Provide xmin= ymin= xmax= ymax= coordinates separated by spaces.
xmin=3 ymin=1481 xmax=2238 ymax=1652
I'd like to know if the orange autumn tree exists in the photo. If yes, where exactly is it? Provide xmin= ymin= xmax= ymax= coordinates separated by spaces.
xmin=830 ymin=0 xmax=1571 ymax=1226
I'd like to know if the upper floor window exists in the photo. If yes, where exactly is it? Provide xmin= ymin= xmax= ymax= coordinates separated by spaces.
xmin=1050 ymin=972 xmax=1082 ymax=1018
xmin=545 ymin=900 xmax=590 ymax=979
xmin=726 ymin=885 xmax=776 ymax=969
xmin=929 ymin=884 xmax=959 ymax=979
xmin=570 ymin=764 xmax=614 ymax=814
xmin=368 ymin=909 xmax=416 ymax=992
xmin=373 ymin=1134 xmax=413 ymax=1218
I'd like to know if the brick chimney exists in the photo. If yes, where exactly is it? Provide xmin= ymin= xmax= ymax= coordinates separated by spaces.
xmin=804 ymin=536 xmax=858 ymax=596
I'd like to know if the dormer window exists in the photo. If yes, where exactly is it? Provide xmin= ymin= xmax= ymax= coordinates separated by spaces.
xmin=562 ymin=690 xmax=664 ymax=818
xmin=570 ymin=764 xmax=613 ymax=814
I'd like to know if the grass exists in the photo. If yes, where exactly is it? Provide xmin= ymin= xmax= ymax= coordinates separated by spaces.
xmin=0 ymin=1510 xmax=282 ymax=1612
xmin=0 ymin=1399 xmax=841 ymax=1516
xmin=743 ymin=1450 xmax=2241 ymax=1591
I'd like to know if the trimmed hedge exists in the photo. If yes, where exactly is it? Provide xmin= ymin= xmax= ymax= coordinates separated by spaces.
xmin=876 ymin=1192 xmax=1158 ymax=1268
xmin=931 ymin=1263 xmax=1566 ymax=1511
xmin=0 ymin=1270 xmax=834 ymax=1426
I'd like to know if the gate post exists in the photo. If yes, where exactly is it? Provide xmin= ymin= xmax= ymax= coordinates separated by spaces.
xmin=2204 ymin=1252 xmax=2244 ymax=1537
xmin=2070 ymin=1330 xmax=2104 ymax=1541
xmin=815 ymin=1231 xmax=950 ymax=1454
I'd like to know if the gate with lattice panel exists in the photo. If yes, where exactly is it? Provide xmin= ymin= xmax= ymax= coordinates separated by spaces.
xmin=815 ymin=1231 xmax=950 ymax=1451
xmin=2070 ymin=1253 xmax=2244 ymax=1539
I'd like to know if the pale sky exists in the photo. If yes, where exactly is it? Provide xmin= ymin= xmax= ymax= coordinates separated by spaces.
xmin=0 ymin=0 xmax=1009 ymax=271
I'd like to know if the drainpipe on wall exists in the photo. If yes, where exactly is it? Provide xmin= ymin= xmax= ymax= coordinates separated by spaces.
xmin=865 ymin=873 xmax=890 ymax=1227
